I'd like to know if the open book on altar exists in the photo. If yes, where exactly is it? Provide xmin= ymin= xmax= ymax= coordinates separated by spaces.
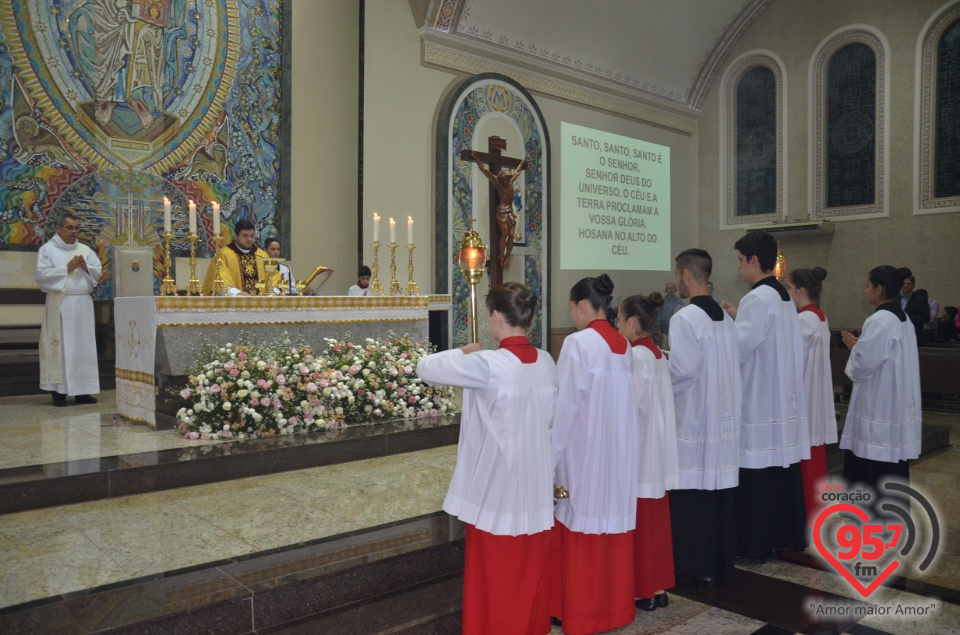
xmin=302 ymin=266 xmax=334 ymax=295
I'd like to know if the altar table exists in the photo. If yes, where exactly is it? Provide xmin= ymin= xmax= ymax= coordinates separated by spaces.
xmin=114 ymin=295 xmax=452 ymax=426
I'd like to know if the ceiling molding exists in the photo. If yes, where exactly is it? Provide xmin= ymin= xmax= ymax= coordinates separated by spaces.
xmin=420 ymin=29 xmax=697 ymax=135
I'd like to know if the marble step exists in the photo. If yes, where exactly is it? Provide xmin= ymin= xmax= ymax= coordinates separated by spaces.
xmin=0 ymin=413 xmax=460 ymax=515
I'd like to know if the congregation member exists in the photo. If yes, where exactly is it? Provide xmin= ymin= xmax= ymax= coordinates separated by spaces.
xmin=617 ymin=293 xmax=679 ymax=611
xmin=900 ymin=272 xmax=929 ymax=344
xmin=35 ymin=212 xmax=102 ymax=407
xmin=723 ymin=232 xmax=809 ymax=562
xmin=347 ymin=265 xmax=372 ymax=296
xmin=548 ymin=274 xmax=639 ymax=634
xmin=201 ymin=219 xmax=271 ymax=296
xmin=668 ymin=249 xmax=741 ymax=583
xmin=840 ymin=266 xmax=922 ymax=498
xmin=264 ymin=237 xmax=297 ymax=294
xmin=654 ymin=281 xmax=684 ymax=348
xmin=416 ymin=283 xmax=557 ymax=635
xmin=786 ymin=267 xmax=838 ymax=528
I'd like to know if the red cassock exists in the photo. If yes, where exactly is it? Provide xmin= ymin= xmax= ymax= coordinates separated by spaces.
xmin=634 ymin=495 xmax=675 ymax=598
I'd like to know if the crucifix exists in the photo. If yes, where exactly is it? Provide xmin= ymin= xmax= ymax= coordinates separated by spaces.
xmin=459 ymin=136 xmax=530 ymax=289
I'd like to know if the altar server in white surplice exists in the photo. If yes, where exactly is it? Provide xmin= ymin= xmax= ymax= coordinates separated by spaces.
xmin=617 ymin=292 xmax=679 ymax=612
xmin=547 ymin=274 xmax=639 ymax=635
xmin=786 ymin=267 xmax=838 ymax=529
xmin=416 ymin=283 xmax=557 ymax=635
xmin=668 ymin=249 xmax=742 ymax=584
xmin=722 ymin=232 xmax=809 ymax=562
xmin=839 ymin=266 xmax=922 ymax=502
xmin=35 ymin=212 xmax=102 ymax=407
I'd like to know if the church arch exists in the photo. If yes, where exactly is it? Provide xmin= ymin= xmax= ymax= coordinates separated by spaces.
xmin=435 ymin=74 xmax=550 ymax=348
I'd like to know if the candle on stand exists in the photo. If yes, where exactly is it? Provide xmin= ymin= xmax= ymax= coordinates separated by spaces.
xmin=163 ymin=197 xmax=172 ymax=233
xmin=389 ymin=217 xmax=396 ymax=243
xmin=212 ymin=201 xmax=220 ymax=237
xmin=407 ymin=216 xmax=413 ymax=244
xmin=372 ymin=212 xmax=380 ymax=242
xmin=188 ymin=200 xmax=197 ymax=234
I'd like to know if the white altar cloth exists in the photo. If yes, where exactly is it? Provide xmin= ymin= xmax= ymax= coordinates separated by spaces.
xmin=115 ymin=295 xmax=452 ymax=426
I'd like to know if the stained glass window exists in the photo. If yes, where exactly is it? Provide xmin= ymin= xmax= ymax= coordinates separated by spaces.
xmin=736 ymin=66 xmax=777 ymax=216
xmin=935 ymin=19 xmax=960 ymax=198
xmin=826 ymin=43 xmax=876 ymax=208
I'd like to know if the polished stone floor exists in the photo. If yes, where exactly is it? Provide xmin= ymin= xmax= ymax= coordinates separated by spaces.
xmin=0 ymin=391 xmax=958 ymax=634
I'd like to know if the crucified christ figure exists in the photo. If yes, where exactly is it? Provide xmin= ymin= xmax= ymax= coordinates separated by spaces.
xmin=471 ymin=151 xmax=528 ymax=270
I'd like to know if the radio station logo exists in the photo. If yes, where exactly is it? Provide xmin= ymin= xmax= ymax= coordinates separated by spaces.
xmin=813 ymin=479 xmax=940 ymax=598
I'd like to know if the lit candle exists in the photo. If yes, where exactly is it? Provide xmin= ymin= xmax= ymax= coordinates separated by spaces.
xmin=407 ymin=216 xmax=413 ymax=245
xmin=163 ymin=197 xmax=171 ymax=234
xmin=389 ymin=217 xmax=396 ymax=243
xmin=188 ymin=200 xmax=196 ymax=235
xmin=372 ymin=212 xmax=380 ymax=242
xmin=468 ymin=248 xmax=479 ymax=269
xmin=212 ymin=201 xmax=220 ymax=237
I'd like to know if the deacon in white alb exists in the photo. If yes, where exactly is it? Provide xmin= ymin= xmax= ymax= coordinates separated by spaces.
xmin=416 ymin=283 xmax=556 ymax=635
xmin=668 ymin=249 xmax=742 ymax=583
xmin=35 ymin=212 xmax=102 ymax=406
xmin=723 ymin=232 xmax=809 ymax=562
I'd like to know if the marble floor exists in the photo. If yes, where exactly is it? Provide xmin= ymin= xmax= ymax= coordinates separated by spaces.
xmin=0 ymin=391 xmax=958 ymax=634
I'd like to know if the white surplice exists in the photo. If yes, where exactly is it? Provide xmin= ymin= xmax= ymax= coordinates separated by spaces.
xmin=35 ymin=234 xmax=102 ymax=396
xmin=552 ymin=326 xmax=639 ymax=534
xmin=668 ymin=297 xmax=742 ymax=490
xmin=630 ymin=342 xmax=680 ymax=498
xmin=839 ymin=306 xmax=922 ymax=463
xmin=734 ymin=281 xmax=810 ymax=468
xmin=798 ymin=308 xmax=838 ymax=446
xmin=416 ymin=346 xmax=558 ymax=536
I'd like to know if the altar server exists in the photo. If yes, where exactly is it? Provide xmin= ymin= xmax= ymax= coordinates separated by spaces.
xmin=840 ymin=266 xmax=922 ymax=497
xmin=668 ymin=249 xmax=741 ymax=583
xmin=617 ymin=293 xmax=679 ymax=611
xmin=786 ymin=267 xmax=837 ymax=528
xmin=347 ymin=265 xmax=372 ymax=296
xmin=36 ymin=212 xmax=102 ymax=406
xmin=201 ymin=219 xmax=271 ymax=296
xmin=264 ymin=238 xmax=297 ymax=294
xmin=722 ymin=232 xmax=809 ymax=561
xmin=548 ymin=273 xmax=639 ymax=634
xmin=416 ymin=283 xmax=557 ymax=635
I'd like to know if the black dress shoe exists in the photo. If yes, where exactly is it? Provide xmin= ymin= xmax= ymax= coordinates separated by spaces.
xmin=51 ymin=392 xmax=67 ymax=407
xmin=635 ymin=597 xmax=657 ymax=611
xmin=75 ymin=395 xmax=98 ymax=405
xmin=655 ymin=592 xmax=669 ymax=608
xmin=737 ymin=555 xmax=766 ymax=565
xmin=550 ymin=616 xmax=563 ymax=627
xmin=676 ymin=574 xmax=717 ymax=586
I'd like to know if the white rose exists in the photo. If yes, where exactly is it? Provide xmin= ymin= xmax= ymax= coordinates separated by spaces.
xmin=364 ymin=405 xmax=373 ymax=414
xmin=300 ymin=400 xmax=309 ymax=408
xmin=348 ymin=396 xmax=355 ymax=404
xmin=253 ymin=413 xmax=263 ymax=422
xmin=222 ymin=402 xmax=232 ymax=411
xmin=219 ymin=348 xmax=226 ymax=354
xmin=362 ymin=369 xmax=371 ymax=377
xmin=335 ymin=407 xmax=343 ymax=415
xmin=206 ymin=371 xmax=214 ymax=379
xmin=241 ymin=371 xmax=250 ymax=379
xmin=237 ymin=390 xmax=248 ymax=398
xmin=257 ymin=361 xmax=267 ymax=370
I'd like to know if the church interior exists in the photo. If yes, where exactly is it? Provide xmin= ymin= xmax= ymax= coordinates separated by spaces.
xmin=1 ymin=0 xmax=960 ymax=632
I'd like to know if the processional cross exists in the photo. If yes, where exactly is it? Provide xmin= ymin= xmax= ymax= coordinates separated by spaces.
xmin=459 ymin=136 xmax=530 ymax=289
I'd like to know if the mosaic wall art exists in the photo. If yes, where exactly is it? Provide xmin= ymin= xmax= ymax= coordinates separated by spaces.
xmin=0 ymin=0 xmax=285 ymax=298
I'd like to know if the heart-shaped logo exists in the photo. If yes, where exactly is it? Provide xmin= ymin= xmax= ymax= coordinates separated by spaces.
xmin=813 ymin=503 xmax=900 ymax=598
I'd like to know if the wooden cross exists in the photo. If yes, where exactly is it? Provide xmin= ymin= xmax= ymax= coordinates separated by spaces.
xmin=459 ymin=136 xmax=529 ymax=289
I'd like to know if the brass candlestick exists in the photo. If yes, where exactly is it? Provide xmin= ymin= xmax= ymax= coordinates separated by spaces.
xmin=211 ymin=235 xmax=226 ymax=296
xmin=405 ymin=243 xmax=419 ymax=295
xmin=187 ymin=233 xmax=201 ymax=295
xmin=160 ymin=231 xmax=177 ymax=296
xmin=370 ymin=240 xmax=383 ymax=296
xmin=388 ymin=241 xmax=401 ymax=295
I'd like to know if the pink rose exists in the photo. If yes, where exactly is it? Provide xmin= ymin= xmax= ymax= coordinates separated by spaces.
xmin=417 ymin=410 xmax=426 ymax=419
xmin=260 ymin=397 xmax=271 ymax=407
xmin=320 ymin=379 xmax=329 ymax=388
xmin=306 ymin=382 xmax=318 ymax=393
xmin=229 ymin=368 xmax=240 ymax=377
xmin=238 ymin=352 xmax=247 ymax=360
xmin=180 ymin=388 xmax=192 ymax=399
xmin=398 ymin=387 xmax=406 ymax=396
xmin=210 ymin=384 xmax=221 ymax=393
xmin=189 ymin=431 xmax=200 ymax=440
xmin=276 ymin=374 xmax=286 ymax=385
xmin=408 ymin=396 xmax=417 ymax=404
xmin=299 ymin=366 xmax=309 ymax=375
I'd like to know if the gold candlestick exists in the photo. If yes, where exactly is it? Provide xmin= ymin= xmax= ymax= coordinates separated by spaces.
xmin=370 ymin=240 xmax=383 ymax=296
xmin=405 ymin=243 xmax=419 ymax=295
xmin=187 ymin=233 xmax=201 ymax=295
xmin=160 ymin=231 xmax=177 ymax=296
xmin=211 ymin=235 xmax=226 ymax=296
xmin=388 ymin=241 xmax=401 ymax=295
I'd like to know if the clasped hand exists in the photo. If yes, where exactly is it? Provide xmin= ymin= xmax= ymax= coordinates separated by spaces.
xmin=66 ymin=255 xmax=87 ymax=273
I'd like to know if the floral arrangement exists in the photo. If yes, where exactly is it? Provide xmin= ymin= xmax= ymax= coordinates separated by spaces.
xmin=175 ymin=335 xmax=457 ymax=440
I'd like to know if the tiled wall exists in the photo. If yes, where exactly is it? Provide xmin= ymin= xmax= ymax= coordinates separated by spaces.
xmin=0 ymin=252 xmax=39 ymax=290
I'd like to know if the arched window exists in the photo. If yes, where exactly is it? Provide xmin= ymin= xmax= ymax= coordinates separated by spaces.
xmin=917 ymin=2 xmax=960 ymax=214
xmin=721 ymin=52 xmax=785 ymax=228
xmin=811 ymin=29 xmax=888 ymax=220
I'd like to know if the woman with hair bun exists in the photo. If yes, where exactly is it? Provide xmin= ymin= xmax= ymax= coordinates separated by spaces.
xmin=839 ymin=266 xmax=922 ymax=498
xmin=618 ymin=292 xmax=679 ymax=612
xmin=786 ymin=267 xmax=837 ymax=528
xmin=417 ymin=283 xmax=558 ymax=635
xmin=547 ymin=273 xmax=640 ymax=634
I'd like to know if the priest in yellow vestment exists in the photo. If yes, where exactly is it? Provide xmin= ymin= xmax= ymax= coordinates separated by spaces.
xmin=202 ymin=219 xmax=273 ymax=296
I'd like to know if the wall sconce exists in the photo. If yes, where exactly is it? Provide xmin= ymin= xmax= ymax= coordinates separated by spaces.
xmin=457 ymin=225 xmax=487 ymax=344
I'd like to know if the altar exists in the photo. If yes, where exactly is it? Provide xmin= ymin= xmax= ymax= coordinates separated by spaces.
xmin=114 ymin=295 xmax=452 ymax=427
